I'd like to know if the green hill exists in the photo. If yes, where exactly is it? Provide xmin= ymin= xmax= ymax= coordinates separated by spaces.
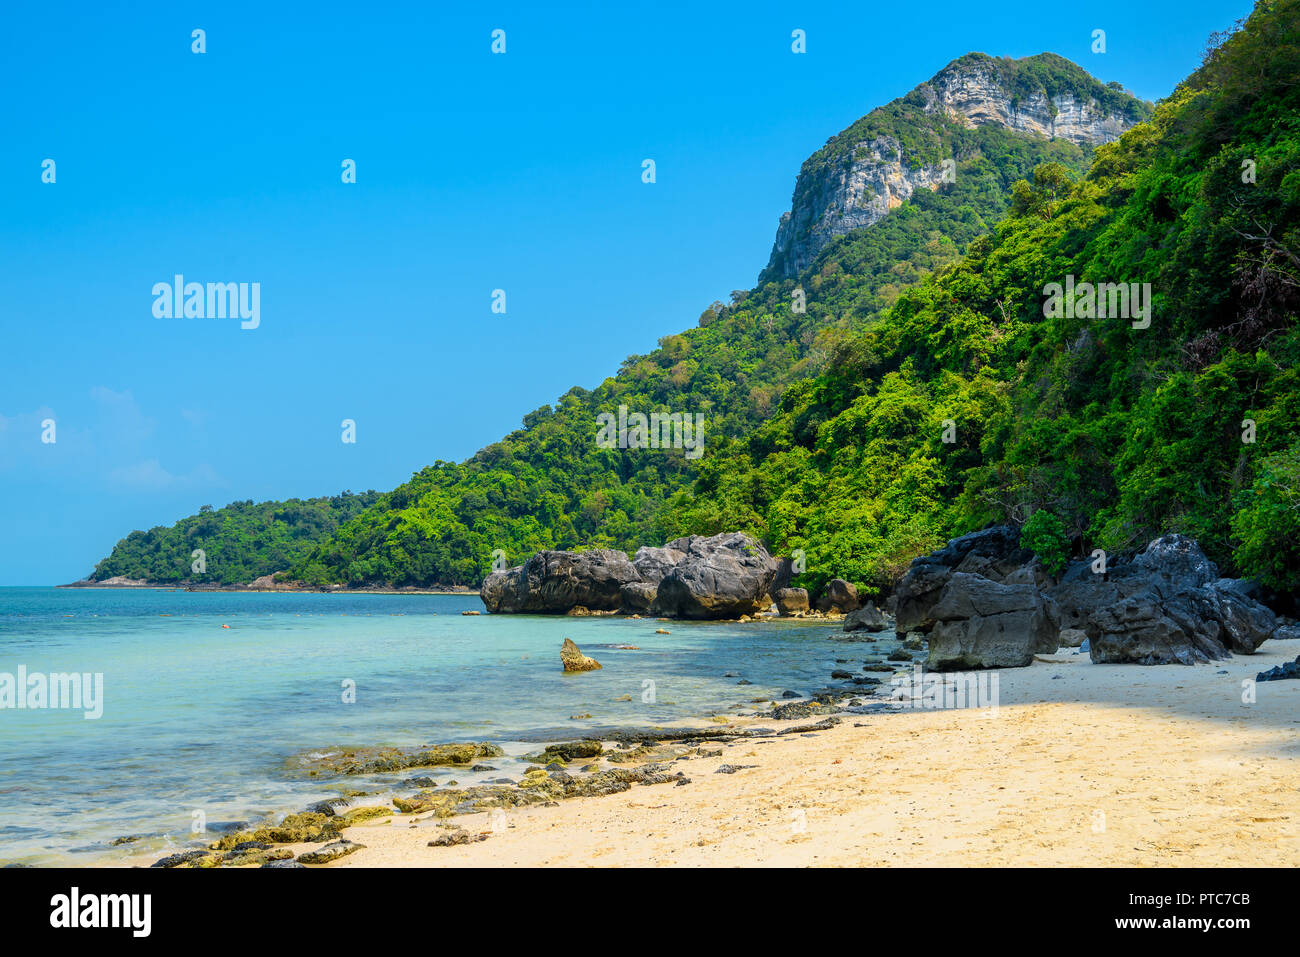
xmin=677 ymin=0 xmax=1300 ymax=593
xmin=90 ymin=43 xmax=1198 ymax=589
xmin=88 ymin=492 xmax=381 ymax=585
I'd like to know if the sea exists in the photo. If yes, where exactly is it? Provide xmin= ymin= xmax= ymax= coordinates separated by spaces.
xmin=0 ymin=587 xmax=879 ymax=865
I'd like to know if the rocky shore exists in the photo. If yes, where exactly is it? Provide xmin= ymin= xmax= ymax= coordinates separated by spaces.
xmin=127 ymin=625 xmax=1300 ymax=868
xmin=893 ymin=528 xmax=1295 ymax=668
xmin=59 ymin=577 xmax=475 ymax=595
xmin=107 ymin=522 xmax=1297 ymax=869
xmin=481 ymin=532 xmax=785 ymax=620
xmin=483 ymin=526 xmax=1297 ymax=670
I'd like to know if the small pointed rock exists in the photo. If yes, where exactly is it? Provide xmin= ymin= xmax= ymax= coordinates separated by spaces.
xmin=561 ymin=637 xmax=601 ymax=672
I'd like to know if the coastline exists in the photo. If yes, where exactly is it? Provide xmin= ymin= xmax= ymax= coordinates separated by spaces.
xmin=119 ymin=633 xmax=1300 ymax=868
xmin=56 ymin=581 xmax=476 ymax=596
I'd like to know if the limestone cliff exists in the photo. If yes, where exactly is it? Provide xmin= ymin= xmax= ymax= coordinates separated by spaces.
xmin=764 ymin=52 xmax=1152 ymax=279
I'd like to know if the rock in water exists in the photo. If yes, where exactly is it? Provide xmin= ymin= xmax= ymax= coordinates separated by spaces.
xmin=843 ymin=602 xmax=888 ymax=632
xmin=481 ymin=549 xmax=641 ymax=614
xmin=651 ymin=532 xmax=778 ymax=620
xmin=561 ymin=638 xmax=602 ymax=673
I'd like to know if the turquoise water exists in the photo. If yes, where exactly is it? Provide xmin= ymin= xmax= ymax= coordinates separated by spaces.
xmin=0 ymin=587 xmax=859 ymax=865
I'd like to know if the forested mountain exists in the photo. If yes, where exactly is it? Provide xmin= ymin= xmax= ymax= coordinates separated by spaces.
xmin=95 ymin=36 xmax=1268 ymax=590
xmin=681 ymin=0 xmax=1300 ymax=592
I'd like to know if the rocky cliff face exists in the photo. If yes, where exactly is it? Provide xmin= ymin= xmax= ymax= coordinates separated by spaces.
xmin=767 ymin=135 xmax=948 ymax=280
xmin=766 ymin=53 xmax=1151 ymax=279
xmin=923 ymin=56 xmax=1137 ymax=147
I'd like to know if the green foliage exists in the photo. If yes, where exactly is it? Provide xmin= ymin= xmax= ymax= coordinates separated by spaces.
xmin=91 ymin=492 xmax=382 ymax=585
xmin=1019 ymin=510 xmax=1069 ymax=575
xmin=677 ymin=0 xmax=1300 ymax=589
xmin=1232 ymin=442 xmax=1300 ymax=590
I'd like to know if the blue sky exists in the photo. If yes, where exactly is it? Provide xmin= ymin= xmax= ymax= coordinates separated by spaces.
xmin=0 ymin=0 xmax=1255 ymax=584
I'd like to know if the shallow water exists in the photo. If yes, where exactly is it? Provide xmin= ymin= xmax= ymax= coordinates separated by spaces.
xmin=0 ymin=587 xmax=869 ymax=865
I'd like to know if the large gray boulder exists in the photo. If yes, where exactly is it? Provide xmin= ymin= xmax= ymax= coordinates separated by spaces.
xmin=631 ymin=546 xmax=685 ymax=584
xmin=480 ymin=549 xmax=641 ymax=614
xmin=769 ymin=556 xmax=797 ymax=594
xmin=1080 ymin=536 xmax=1277 ymax=664
xmin=926 ymin=573 xmax=1058 ymax=669
xmin=891 ymin=529 xmax=1279 ymax=667
xmin=773 ymin=587 xmax=809 ymax=615
xmin=1086 ymin=595 xmax=1229 ymax=665
xmin=652 ymin=533 xmax=778 ymax=620
xmin=1047 ymin=561 xmax=1128 ymax=632
xmin=816 ymin=579 xmax=860 ymax=614
xmin=619 ymin=580 xmax=659 ymax=613
xmin=894 ymin=526 xmax=1038 ymax=634
xmin=843 ymin=602 xmax=889 ymax=632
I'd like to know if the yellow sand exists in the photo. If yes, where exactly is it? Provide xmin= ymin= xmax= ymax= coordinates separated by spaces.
xmin=302 ymin=635 xmax=1300 ymax=867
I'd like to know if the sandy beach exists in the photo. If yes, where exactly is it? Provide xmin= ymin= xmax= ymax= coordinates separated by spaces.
xmin=232 ymin=634 xmax=1300 ymax=868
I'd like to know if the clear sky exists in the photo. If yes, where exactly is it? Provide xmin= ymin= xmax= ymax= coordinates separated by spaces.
xmin=0 ymin=0 xmax=1256 ymax=584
